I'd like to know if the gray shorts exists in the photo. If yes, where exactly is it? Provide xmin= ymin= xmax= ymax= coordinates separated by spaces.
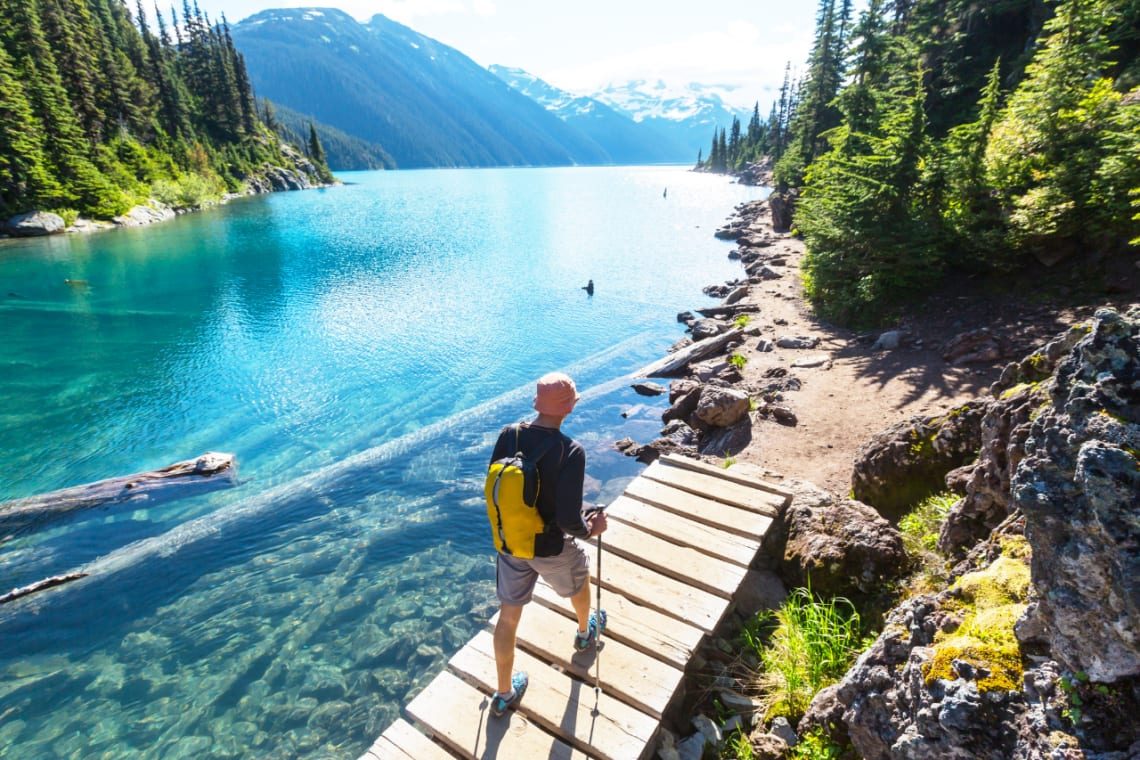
xmin=496 ymin=539 xmax=589 ymax=606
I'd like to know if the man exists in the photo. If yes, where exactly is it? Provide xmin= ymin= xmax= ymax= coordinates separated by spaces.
xmin=487 ymin=371 xmax=608 ymax=717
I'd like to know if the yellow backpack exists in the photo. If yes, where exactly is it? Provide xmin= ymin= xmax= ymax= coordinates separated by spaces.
xmin=485 ymin=426 xmax=558 ymax=559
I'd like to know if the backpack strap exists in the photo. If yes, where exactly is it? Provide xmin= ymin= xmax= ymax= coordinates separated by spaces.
xmin=513 ymin=423 xmax=560 ymax=464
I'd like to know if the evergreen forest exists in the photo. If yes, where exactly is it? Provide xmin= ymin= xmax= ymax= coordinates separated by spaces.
xmin=0 ymin=0 xmax=332 ymax=222
xmin=698 ymin=0 xmax=1140 ymax=325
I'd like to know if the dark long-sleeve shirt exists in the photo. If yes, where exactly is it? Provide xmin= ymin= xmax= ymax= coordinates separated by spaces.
xmin=489 ymin=422 xmax=587 ymax=557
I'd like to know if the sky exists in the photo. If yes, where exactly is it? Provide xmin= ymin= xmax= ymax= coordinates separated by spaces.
xmin=191 ymin=0 xmax=824 ymax=110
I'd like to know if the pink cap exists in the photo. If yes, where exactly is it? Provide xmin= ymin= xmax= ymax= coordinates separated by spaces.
xmin=533 ymin=372 xmax=580 ymax=416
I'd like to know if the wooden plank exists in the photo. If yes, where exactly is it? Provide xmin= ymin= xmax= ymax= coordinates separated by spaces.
xmin=500 ymin=600 xmax=685 ymax=719
xmin=659 ymin=453 xmax=793 ymax=503
xmin=407 ymin=671 xmax=588 ymax=760
xmin=642 ymin=460 xmax=783 ymax=516
xmin=579 ymin=542 xmax=729 ymax=634
xmin=363 ymin=719 xmax=455 ymax=760
xmin=531 ymin=580 xmax=704 ymax=670
xmin=607 ymin=495 xmax=760 ymax=567
xmin=593 ymin=519 xmax=747 ymax=599
xmin=448 ymin=631 xmax=659 ymax=760
xmin=623 ymin=477 xmax=774 ymax=539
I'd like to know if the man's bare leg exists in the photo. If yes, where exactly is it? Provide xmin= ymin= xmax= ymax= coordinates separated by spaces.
xmin=569 ymin=577 xmax=592 ymax=635
xmin=493 ymin=603 xmax=524 ymax=694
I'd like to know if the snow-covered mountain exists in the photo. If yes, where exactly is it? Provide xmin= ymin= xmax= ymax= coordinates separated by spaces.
xmin=591 ymin=80 xmax=756 ymax=159
xmin=489 ymin=65 xmax=692 ymax=164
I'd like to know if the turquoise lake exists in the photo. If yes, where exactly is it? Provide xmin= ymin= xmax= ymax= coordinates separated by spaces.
xmin=0 ymin=166 xmax=763 ymax=758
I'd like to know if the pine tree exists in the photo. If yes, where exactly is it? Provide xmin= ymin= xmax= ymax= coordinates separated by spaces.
xmin=776 ymin=0 xmax=847 ymax=185
xmin=796 ymin=43 xmax=937 ymax=324
xmin=0 ymin=42 xmax=61 ymax=214
xmin=937 ymin=60 xmax=1006 ymax=265
xmin=984 ymin=0 xmax=1140 ymax=262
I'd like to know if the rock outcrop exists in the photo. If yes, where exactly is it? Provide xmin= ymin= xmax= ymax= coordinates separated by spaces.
xmin=851 ymin=402 xmax=986 ymax=522
xmin=938 ymin=321 xmax=1091 ymax=555
xmin=1012 ymin=306 xmax=1140 ymax=682
xmin=806 ymin=307 xmax=1140 ymax=759
xmin=5 ymin=210 xmax=65 ymax=237
xmin=113 ymin=202 xmax=176 ymax=227
xmin=779 ymin=481 xmax=906 ymax=600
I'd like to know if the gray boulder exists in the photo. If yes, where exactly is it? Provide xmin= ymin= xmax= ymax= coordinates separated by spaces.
xmin=6 ymin=210 xmax=65 ymax=237
xmin=775 ymin=335 xmax=820 ymax=349
xmin=691 ymin=318 xmax=732 ymax=341
xmin=1012 ymin=306 xmax=1140 ymax=682
xmin=663 ymin=385 xmax=702 ymax=425
xmin=113 ymin=203 xmax=176 ymax=226
xmin=631 ymin=381 xmax=667 ymax=397
xmin=941 ymin=328 xmax=1005 ymax=365
xmin=699 ymin=419 xmax=752 ymax=457
xmin=779 ymin=482 xmax=906 ymax=599
xmin=694 ymin=385 xmax=751 ymax=428
xmin=768 ymin=192 xmax=794 ymax=232
xmin=851 ymin=402 xmax=986 ymax=522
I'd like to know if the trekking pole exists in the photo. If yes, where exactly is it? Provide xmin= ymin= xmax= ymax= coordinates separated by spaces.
xmin=595 ymin=521 xmax=604 ymax=703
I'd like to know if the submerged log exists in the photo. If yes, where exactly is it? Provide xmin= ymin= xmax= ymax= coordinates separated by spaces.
xmin=1 ymin=572 xmax=88 ymax=605
xmin=0 ymin=452 xmax=237 ymax=534
xmin=636 ymin=327 xmax=744 ymax=378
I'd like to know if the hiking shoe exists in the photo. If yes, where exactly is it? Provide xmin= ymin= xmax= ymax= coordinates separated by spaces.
xmin=490 ymin=671 xmax=528 ymax=717
xmin=574 ymin=610 xmax=607 ymax=651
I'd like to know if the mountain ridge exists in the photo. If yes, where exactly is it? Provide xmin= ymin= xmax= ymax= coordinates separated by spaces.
xmin=232 ymin=8 xmax=611 ymax=168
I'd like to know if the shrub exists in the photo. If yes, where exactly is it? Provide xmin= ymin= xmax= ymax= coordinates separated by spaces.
xmin=151 ymin=173 xmax=223 ymax=209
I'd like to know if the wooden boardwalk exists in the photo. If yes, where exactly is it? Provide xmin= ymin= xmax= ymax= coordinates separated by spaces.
xmin=361 ymin=454 xmax=791 ymax=760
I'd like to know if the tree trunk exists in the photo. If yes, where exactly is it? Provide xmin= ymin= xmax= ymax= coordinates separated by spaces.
xmin=635 ymin=327 xmax=743 ymax=377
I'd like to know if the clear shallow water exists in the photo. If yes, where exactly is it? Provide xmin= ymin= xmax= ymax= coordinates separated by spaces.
xmin=0 ymin=166 xmax=762 ymax=758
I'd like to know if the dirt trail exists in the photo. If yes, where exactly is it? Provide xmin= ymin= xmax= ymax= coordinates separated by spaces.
xmin=713 ymin=208 xmax=1125 ymax=496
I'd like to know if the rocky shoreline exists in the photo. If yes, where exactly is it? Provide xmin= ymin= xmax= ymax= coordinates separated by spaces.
xmin=619 ymin=194 xmax=1140 ymax=758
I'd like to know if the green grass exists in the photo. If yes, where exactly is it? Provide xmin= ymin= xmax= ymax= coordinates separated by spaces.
xmin=898 ymin=492 xmax=956 ymax=592
xmin=746 ymin=587 xmax=867 ymax=722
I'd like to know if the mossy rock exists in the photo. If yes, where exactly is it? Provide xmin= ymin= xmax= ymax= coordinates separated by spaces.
xmin=923 ymin=555 xmax=1031 ymax=693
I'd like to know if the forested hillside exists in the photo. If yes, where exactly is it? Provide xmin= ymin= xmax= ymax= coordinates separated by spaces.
xmin=231 ymin=9 xmax=611 ymax=169
xmin=0 ymin=0 xmax=332 ymax=222
xmin=268 ymin=101 xmax=394 ymax=171
xmin=700 ymin=0 xmax=1139 ymax=325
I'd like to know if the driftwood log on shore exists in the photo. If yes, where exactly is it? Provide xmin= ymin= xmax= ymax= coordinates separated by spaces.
xmin=695 ymin=304 xmax=760 ymax=319
xmin=636 ymin=327 xmax=744 ymax=378
xmin=0 ymin=452 xmax=237 ymax=534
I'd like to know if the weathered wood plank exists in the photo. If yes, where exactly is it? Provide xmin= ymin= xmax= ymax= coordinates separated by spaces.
xmin=579 ymin=542 xmax=730 ymax=634
xmin=607 ymin=495 xmax=760 ymax=567
xmin=643 ymin=460 xmax=783 ymax=515
xmin=592 ymin=519 xmax=747 ymax=600
xmin=531 ymin=579 xmax=704 ymax=670
xmin=658 ymin=454 xmax=793 ymax=504
xmin=498 ymin=600 xmax=685 ymax=719
xmin=623 ymin=477 xmax=775 ymax=539
xmin=364 ymin=718 xmax=455 ymax=760
xmin=448 ymin=630 xmax=659 ymax=760
xmin=407 ymin=671 xmax=588 ymax=760
xmin=635 ymin=327 xmax=744 ymax=378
